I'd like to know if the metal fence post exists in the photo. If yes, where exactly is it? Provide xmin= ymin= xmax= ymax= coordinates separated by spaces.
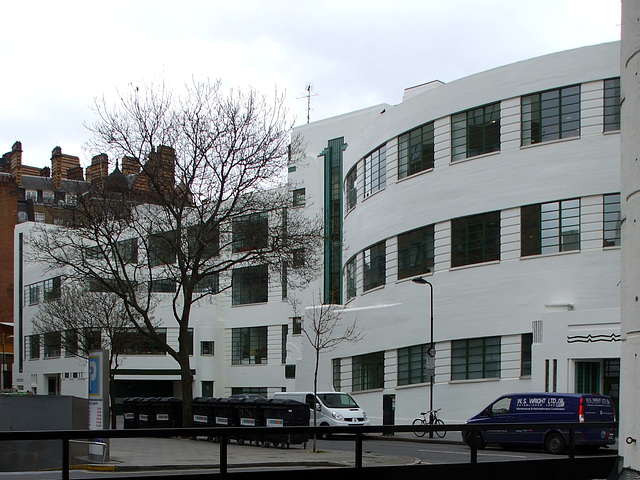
xmin=220 ymin=433 xmax=228 ymax=477
xmin=62 ymin=438 xmax=70 ymax=480
xmin=355 ymin=431 xmax=363 ymax=468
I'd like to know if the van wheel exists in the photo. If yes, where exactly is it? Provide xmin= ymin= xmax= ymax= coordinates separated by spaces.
xmin=464 ymin=431 xmax=486 ymax=450
xmin=544 ymin=432 xmax=566 ymax=454
xmin=319 ymin=424 xmax=331 ymax=440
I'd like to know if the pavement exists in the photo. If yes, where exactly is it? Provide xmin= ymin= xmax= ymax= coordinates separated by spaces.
xmin=78 ymin=433 xmax=455 ymax=473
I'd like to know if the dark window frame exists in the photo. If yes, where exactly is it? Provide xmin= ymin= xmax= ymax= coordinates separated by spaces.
xmin=345 ymin=166 xmax=357 ymax=213
xmin=451 ymin=102 xmax=501 ymax=161
xmin=364 ymin=144 xmax=387 ymax=197
xmin=232 ymin=265 xmax=268 ymax=305
xmin=397 ymin=225 xmax=434 ymax=279
xmin=603 ymin=78 xmax=621 ymax=132
xmin=398 ymin=344 xmax=431 ymax=386
xmin=352 ymin=351 xmax=384 ymax=391
xmin=521 ymin=199 xmax=580 ymax=257
xmin=363 ymin=241 xmax=385 ymax=291
xmin=451 ymin=336 xmax=501 ymax=380
xmin=603 ymin=193 xmax=621 ymax=247
xmin=451 ymin=211 xmax=501 ymax=267
xmin=398 ymin=123 xmax=435 ymax=179
xmin=231 ymin=326 xmax=268 ymax=365
xmin=232 ymin=212 xmax=269 ymax=253
xmin=521 ymin=85 xmax=581 ymax=145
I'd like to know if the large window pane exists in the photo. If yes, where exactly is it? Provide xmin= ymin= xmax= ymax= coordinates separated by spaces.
xmin=521 ymin=199 xmax=580 ymax=257
xmin=397 ymin=226 xmax=434 ymax=279
xmin=604 ymin=78 xmax=621 ymax=132
xmin=451 ymin=212 xmax=500 ymax=267
xmin=603 ymin=193 xmax=621 ymax=247
xmin=398 ymin=123 xmax=434 ymax=179
xmin=232 ymin=327 xmax=267 ymax=365
xmin=352 ymin=351 xmax=384 ymax=391
xmin=364 ymin=144 xmax=387 ymax=197
xmin=345 ymin=166 xmax=357 ymax=213
xmin=232 ymin=265 xmax=268 ymax=305
xmin=522 ymin=85 xmax=580 ymax=145
xmin=398 ymin=344 xmax=432 ymax=386
xmin=233 ymin=213 xmax=268 ymax=252
xmin=363 ymin=241 xmax=385 ymax=291
xmin=451 ymin=336 xmax=501 ymax=380
xmin=452 ymin=103 xmax=501 ymax=161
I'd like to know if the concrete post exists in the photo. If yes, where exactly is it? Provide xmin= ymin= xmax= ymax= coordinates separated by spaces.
xmin=620 ymin=0 xmax=640 ymax=475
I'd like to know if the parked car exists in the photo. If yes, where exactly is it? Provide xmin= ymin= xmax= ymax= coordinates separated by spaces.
xmin=463 ymin=392 xmax=616 ymax=454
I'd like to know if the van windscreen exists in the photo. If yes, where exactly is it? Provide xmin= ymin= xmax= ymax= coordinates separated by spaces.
xmin=318 ymin=393 xmax=358 ymax=408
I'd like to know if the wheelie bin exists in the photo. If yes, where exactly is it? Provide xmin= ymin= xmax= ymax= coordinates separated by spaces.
xmin=137 ymin=397 xmax=157 ymax=428
xmin=123 ymin=397 xmax=141 ymax=429
xmin=262 ymin=398 xmax=310 ymax=448
xmin=153 ymin=397 xmax=182 ymax=428
xmin=233 ymin=397 xmax=269 ymax=446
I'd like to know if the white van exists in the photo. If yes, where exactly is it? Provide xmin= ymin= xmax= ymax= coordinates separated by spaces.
xmin=273 ymin=391 xmax=369 ymax=436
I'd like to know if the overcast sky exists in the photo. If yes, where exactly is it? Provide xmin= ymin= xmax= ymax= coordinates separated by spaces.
xmin=0 ymin=0 xmax=622 ymax=169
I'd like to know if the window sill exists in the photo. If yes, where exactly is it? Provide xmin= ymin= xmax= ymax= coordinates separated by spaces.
xmin=450 ymin=150 xmax=500 ymax=165
xmin=396 ymin=271 xmax=434 ymax=284
xmin=396 ymin=381 xmax=431 ymax=390
xmin=351 ymin=388 xmax=384 ymax=395
xmin=519 ymin=135 xmax=580 ymax=150
xmin=449 ymin=260 xmax=500 ymax=272
xmin=362 ymin=284 xmax=385 ymax=295
xmin=397 ymin=167 xmax=434 ymax=183
xmin=603 ymin=245 xmax=621 ymax=251
xmin=519 ymin=249 xmax=580 ymax=261
xmin=449 ymin=377 xmax=500 ymax=385
xmin=603 ymin=129 xmax=620 ymax=135
xmin=363 ymin=187 xmax=386 ymax=202
xmin=232 ymin=301 xmax=269 ymax=307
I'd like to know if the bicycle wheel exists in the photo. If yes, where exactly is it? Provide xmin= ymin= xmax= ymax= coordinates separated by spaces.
xmin=434 ymin=418 xmax=446 ymax=438
xmin=412 ymin=418 xmax=426 ymax=437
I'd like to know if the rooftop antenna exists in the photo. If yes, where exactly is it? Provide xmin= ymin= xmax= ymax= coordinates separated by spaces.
xmin=298 ymin=84 xmax=317 ymax=124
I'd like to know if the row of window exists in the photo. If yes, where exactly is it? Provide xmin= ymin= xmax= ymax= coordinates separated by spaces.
xmin=24 ymin=276 xmax=62 ymax=306
xmin=345 ymin=194 xmax=620 ymax=300
xmin=21 ymin=189 xmax=76 ymax=205
xmin=333 ymin=334 xmax=532 ymax=392
xmin=345 ymin=79 xmax=621 ymax=214
xmin=24 ymin=328 xmax=208 ymax=360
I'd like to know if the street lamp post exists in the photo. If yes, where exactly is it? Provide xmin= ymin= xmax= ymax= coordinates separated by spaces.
xmin=412 ymin=276 xmax=435 ymax=438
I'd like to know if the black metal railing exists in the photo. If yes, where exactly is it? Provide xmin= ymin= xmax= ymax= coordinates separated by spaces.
xmin=0 ymin=421 xmax=618 ymax=480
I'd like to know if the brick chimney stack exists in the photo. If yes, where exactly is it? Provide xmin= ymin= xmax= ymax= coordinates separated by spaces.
xmin=9 ymin=141 xmax=22 ymax=187
xmin=85 ymin=154 xmax=109 ymax=186
xmin=122 ymin=156 xmax=141 ymax=175
xmin=51 ymin=147 xmax=81 ymax=190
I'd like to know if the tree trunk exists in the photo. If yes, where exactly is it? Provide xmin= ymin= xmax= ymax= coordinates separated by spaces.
xmin=180 ymin=359 xmax=194 ymax=427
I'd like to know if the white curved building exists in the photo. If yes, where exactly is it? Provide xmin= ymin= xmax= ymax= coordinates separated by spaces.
xmin=289 ymin=41 xmax=621 ymax=424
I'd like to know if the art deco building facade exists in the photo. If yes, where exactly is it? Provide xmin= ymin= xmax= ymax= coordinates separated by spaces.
xmin=14 ymin=41 xmax=622 ymax=424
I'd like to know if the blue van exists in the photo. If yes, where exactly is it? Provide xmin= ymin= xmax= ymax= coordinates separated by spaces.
xmin=463 ymin=393 xmax=616 ymax=454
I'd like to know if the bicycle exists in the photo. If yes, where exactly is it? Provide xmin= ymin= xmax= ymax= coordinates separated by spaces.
xmin=412 ymin=408 xmax=446 ymax=438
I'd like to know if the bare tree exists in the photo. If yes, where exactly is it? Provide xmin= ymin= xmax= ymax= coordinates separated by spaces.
xmin=292 ymin=295 xmax=364 ymax=452
xmin=30 ymin=79 xmax=322 ymax=426
xmin=33 ymin=283 xmax=153 ymax=429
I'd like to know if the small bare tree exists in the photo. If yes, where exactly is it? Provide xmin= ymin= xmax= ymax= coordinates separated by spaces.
xmin=292 ymin=294 xmax=364 ymax=452
xmin=33 ymin=283 xmax=154 ymax=429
